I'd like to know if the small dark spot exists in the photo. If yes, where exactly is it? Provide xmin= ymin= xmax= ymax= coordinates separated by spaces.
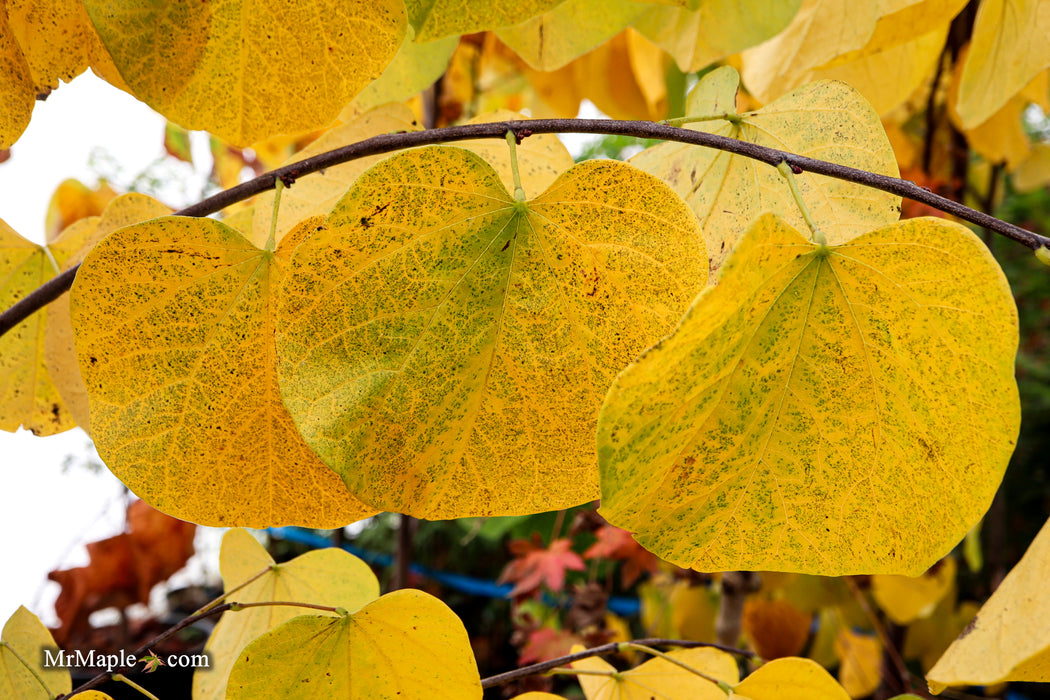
xmin=89 ymin=356 xmax=98 ymax=366
xmin=500 ymin=240 xmax=511 ymax=252
xmin=360 ymin=216 xmax=372 ymax=228
xmin=683 ymin=456 xmax=696 ymax=466
xmin=959 ymin=616 xmax=977 ymax=638
xmin=51 ymin=404 xmax=60 ymax=420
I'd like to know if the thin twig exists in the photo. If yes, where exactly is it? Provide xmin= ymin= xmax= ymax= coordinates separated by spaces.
xmin=480 ymin=637 xmax=754 ymax=689
xmin=2 ymin=118 xmax=1047 ymax=340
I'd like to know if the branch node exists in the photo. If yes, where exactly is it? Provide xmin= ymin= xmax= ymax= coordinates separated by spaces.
xmin=278 ymin=173 xmax=297 ymax=188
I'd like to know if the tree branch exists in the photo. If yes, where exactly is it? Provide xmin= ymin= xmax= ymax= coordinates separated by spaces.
xmin=479 ymin=637 xmax=755 ymax=689
xmin=3 ymin=118 xmax=1047 ymax=340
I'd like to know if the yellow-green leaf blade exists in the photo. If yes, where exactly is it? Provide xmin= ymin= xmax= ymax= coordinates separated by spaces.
xmin=83 ymin=0 xmax=407 ymax=146
xmin=276 ymin=146 xmax=707 ymax=518
xmin=1 ymin=606 xmax=71 ymax=699
xmin=630 ymin=67 xmax=900 ymax=274
xmin=406 ymin=0 xmax=568 ymax=40
xmin=70 ymin=216 xmax=377 ymax=527
xmin=497 ymin=0 xmax=648 ymax=72
xmin=636 ymin=0 xmax=802 ymax=73
xmin=735 ymin=657 xmax=850 ymax=700
xmin=598 ymin=214 xmax=1018 ymax=575
xmin=352 ymin=27 xmax=458 ymax=112
xmin=0 ymin=219 xmax=74 ymax=435
xmin=225 ymin=590 xmax=482 ymax=700
xmin=194 ymin=528 xmax=380 ymax=700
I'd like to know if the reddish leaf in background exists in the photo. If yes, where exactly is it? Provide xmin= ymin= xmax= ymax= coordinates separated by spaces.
xmin=48 ymin=500 xmax=196 ymax=644
xmin=519 ymin=627 xmax=585 ymax=664
xmin=584 ymin=525 xmax=659 ymax=587
xmin=499 ymin=534 xmax=585 ymax=597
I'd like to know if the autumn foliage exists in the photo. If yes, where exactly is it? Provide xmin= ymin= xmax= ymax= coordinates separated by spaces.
xmin=3 ymin=0 xmax=1050 ymax=698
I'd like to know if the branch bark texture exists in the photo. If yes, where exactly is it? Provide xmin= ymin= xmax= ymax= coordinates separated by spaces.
xmin=2 ymin=118 xmax=1046 ymax=340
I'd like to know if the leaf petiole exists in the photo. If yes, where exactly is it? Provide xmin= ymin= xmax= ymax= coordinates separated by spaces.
xmin=265 ymin=178 xmax=285 ymax=252
xmin=663 ymin=113 xmax=742 ymax=127
xmin=776 ymin=160 xmax=826 ymax=246
xmin=504 ymin=131 xmax=527 ymax=204
xmin=113 ymin=673 xmax=160 ymax=700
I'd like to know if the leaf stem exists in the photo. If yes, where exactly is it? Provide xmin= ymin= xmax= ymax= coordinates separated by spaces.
xmin=265 ymin=178 xmax=284 ymax=252
xmin=112 ymin=673 xmax=160 ymax=700
xmin=4 ymin=118 xmax=1048 ymax=340
xmin=777 ymin=160 xmax=826 ymax=245
xmin=0 ymin=640 xmax=55 ymax=699
xmin=192 ymin=564 xmax=274 ymax=615
xmin=505 ymin=130 xmax=526 ymax=202
xmin=663 ymin=113 xmax=742 ymax=127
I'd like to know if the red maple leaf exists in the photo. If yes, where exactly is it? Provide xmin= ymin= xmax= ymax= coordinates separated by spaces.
xmin=519 ymin=627 xmax=584 ymax=665
xmin=583 ymin=525 xmax=658 ymax=587
xmin=499 ymin=535 xmax=585 ymax=597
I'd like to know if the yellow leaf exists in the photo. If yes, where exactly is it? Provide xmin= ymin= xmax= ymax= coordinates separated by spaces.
xmin=573 ymin=647 xmax=738 ymax=700
xmin=276 ymin=146 xmax=707 ymax=519
xmin=0 ymin=219 xmax=74 ymax=435
xmin=735 ymin=657 xmax=850 ymax=700
xmin=927 ymin=517 xmax=1050 ymax=691
xmin=193 ymin=528 xmax=380 ymax=700
xmin=872 ymin=556 xmax=956 ymax=625
xmin=45 ymin=178 xmax=118 ymax=243
xmin=251 ymin=103 xmax=422 ymax=248
xmin=955 ymin=0 xmax=1050 ymax=129
xmin=497 ymin=0 xmax=647 ymax=72
xmin=582 ymin=29 xmax=667 ymax=121
xmin=740 ymin=0 xmax=880 ymax=103
xmin=406 ymin=0 xmax=568 ymax=40
xmin=45 ymin=193 xmax=172 ymax=432
xmin=903 ymin=591 xmax=977 ymax=673
xmin=949 ymin=48 xmax=1037 ymax=169
xmin=1013 ymin=142 xmax=1050 ymax=192
xmin=70 ymin=692 xmax=115 ymax=699
xmin=6 ymin=0 xmax=98 ymax=96
xmin=70 ymin=215 xmax=378 ymax=527
xmin=225 ymin=589 xmax=482 ymax=700
xmin=352 ymin=27 xmax=458 ymax=112
xmin=509 ymin=694 xmax=567 ymax=699
xmin=636 ymin=0 xmax=802 ymax=73
xmin=807 ymin=24 xmax=949 ymax=116
xmin=630 ymin=67 xmax=901 ymax=274
xmin=639 ymin=577 xmax=677 ymax=638
xmin=669 ymin=581 xmax=718 ymax=643
xmin=834 ymin=629 xmax=882 ymax=698
xmin=82 ymin=0 xmax=407 ymax=147
xmin=817 ymin=0 xmax=966 ymax=69
xmin=597 ymin=214 xmax=1019 ymax=575
xmin=1 ymin=606 xmax=71 ymax=699
xmin=0 ymin=3 xmax=33 ymax=149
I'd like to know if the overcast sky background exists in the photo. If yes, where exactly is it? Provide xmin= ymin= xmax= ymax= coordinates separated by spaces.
xmin=0 ymin=72 xmax=603 ymax=629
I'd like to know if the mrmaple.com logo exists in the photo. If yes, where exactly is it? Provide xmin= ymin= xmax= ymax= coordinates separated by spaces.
xmin=42 ymin=647 xmax=209 ymax=672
